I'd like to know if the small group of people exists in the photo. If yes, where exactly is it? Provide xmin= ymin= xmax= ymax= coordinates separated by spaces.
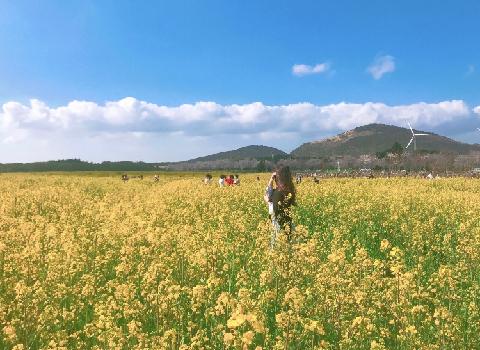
xmin=121 ymin=174 xmax=157 ymax=182
xmin=121 ymin=174 xmax=144 ymax=182
xmin=217 ymin=174 xmax=240 ymax=187
xmin=295 ymin=173 xmax=322 ymax=184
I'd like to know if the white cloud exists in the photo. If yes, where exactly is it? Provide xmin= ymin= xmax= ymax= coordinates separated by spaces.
xmin=292 ymin=63 xmax=330 ymax=76
xmin=474 ymin=106 xmax=480 ymax=115
xmin=367 ymin=55 xmax=395 ymax=80
xmin=0 ymin=97 xmax=470 ymax=137
xmin=0 ymin=97 xmax=473 ymax=161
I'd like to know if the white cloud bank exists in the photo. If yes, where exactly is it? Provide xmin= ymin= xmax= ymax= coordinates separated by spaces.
xmin=292 ymin=63 xmax=330 ymax=76
xmin=474 ymin=106 xmax=480 ymax=115
xmin=1 ymin=98 xmax=471 ymax=139
xmin=0 ymin=97 xmax=475 ymax=162
xmin=367 ymin=55 xmax=396 ymax=80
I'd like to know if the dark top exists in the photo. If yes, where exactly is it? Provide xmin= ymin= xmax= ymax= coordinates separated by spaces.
xmin=270 ymin=189 xmax=294 ymax=228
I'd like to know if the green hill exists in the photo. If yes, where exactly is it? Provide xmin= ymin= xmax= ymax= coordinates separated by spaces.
xmin=291 ymin=123 xmax=480 ymax=158
xmin=186 ymin=145 xmax=287 ymax=162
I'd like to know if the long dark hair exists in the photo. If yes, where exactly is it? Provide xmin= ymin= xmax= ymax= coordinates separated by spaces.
xmin=275 ymin=166 xmax=296 ymax=205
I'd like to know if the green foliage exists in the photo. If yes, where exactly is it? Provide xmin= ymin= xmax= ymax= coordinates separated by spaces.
xmin=390 ymin=141 xmax=404 ymax=155
xmin=0 ymin=159 xmax=168 ymax=173
xmin=377 ymin=142 xmax=404 ymax=159
xmin=256 ymin=160 xmax=266 ymax=172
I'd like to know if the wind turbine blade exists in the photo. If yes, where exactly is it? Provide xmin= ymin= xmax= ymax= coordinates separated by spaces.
xmin=408 ymin=122 xmax=414 ymax=135
xmin=406 ymin=137 xmax=414 ymax=149
xmin=414 ymin=133 xmax=429 ymax=136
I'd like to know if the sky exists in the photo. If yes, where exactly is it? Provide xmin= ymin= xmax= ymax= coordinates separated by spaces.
xmin=0 ymin=0 xmax=479 ymax=162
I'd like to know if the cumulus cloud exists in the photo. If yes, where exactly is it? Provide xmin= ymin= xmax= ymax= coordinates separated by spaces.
xmin=0 ymin=97 xmax=471 ymax=143
xmin=292 ymin=63 xmax=330 ymax=76
xmin=367 ymin=55 xmax=395 ymax=80
xmin=1 ymin=97 xmax=476 ymax=161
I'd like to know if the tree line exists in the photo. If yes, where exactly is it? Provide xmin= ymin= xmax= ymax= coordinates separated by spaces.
xmin=2 ymin=150 xmax=480 ymax=173
xmin=0 ymin=159 xmax=165 ymax=172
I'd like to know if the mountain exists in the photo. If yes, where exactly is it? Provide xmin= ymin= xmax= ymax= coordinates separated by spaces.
xmin=185 ymin=145 xmax=288 ymax=162
xmin=291 ymin=123 xmax=480 ymax=158
xmin=2 ymin=125 xmax=480 ymax=172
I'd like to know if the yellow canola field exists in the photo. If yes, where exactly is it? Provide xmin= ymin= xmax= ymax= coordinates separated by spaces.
xmin=0 ymin=174 xmax=479 ymax=349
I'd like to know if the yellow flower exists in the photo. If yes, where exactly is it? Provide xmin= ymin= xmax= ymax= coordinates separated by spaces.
xmin=242 ymin=330 xmax=255 ymax=346
xmin=405 ymin=325 xmax=417 ymax=335
xmin=227 ymin=314 xmax=246 ymax=329
xmin=380 ymin=239 xmax=390 ymax=251
xmin=223 ymin=332 xmax=235 ymax=345
xmin=3 ymin=325 xmax=16 ymax=342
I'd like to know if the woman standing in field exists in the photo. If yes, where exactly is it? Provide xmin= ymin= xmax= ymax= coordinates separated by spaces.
xmin=264 ymin=166 xmax=296 ymax=248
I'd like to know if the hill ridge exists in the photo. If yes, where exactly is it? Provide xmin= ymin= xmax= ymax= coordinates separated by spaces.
xmin=291 ymin=123 xmax=480 ymax=158
xmin=185 ymin=145 xmax=287 ymax=162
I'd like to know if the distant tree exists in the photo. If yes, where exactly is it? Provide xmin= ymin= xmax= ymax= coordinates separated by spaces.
xmin=390 ymin=142 xmax=404 ymax=156
xmin=256 ymin=160 xmax=266 ymax=172
xmin=376 ymin=150 xmax=387 ymax=159
xmin=376 ymin=142 xmax=403 ymax=160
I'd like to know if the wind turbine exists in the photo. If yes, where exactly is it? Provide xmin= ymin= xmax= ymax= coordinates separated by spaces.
xmin=405 ymin=122 xmax=429 ymax=151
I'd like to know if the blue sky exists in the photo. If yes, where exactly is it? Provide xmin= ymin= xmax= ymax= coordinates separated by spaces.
xmin=1 ymin=0 xmax=479 ymax=162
